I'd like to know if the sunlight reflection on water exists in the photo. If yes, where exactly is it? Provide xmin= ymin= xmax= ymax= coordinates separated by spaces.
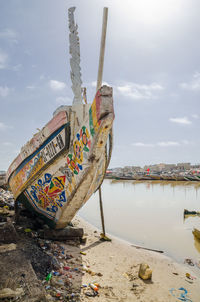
xmin=79 ymin=179 xmax=200 ymax=263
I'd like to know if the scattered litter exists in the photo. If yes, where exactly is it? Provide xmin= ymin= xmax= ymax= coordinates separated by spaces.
xmin=185 ymin=273 xmax=196 ymax=280
xmin=184 ymin=258 xmax=194 ymax=266
xmin=138 ymin=263 xmax=152 ymax=280
xmin=169 ymin=287 xmax=192 ymax=302
xmin=63 ymin=266 xmax=70 ymax=270
xmin=85 ymin=290 xmax=98 ymax=297
xmin=46 ymin=272 xmax=52 ymax=281
xmin=123 ymin=272 xmax=129 ymax=279
xmin=100 ymin=233 xmax=112 ymax=241
xmin=80 ymin=251 xmax=86 ymax=255
xmin=89 ymin=283 xmax=99 ymax=292
xmin=24 ymin=228 xmax=32 ymax=233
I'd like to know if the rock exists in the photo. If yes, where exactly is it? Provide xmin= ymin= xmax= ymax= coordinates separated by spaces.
xmin=0 ymin=287 xmax=24 ymax=299
xmin=0 ymin=221 xmax=18 ymax=243
xmin=0 ymin=243 xmax=17 ymax=253
xmin=138 ymin=263 xmax=152 ymax=280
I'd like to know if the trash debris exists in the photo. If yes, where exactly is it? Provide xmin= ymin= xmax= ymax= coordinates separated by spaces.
xmin=63 ymin=266 xmax=70 ymax=270
xmin=138 ymin=263 xmax=152 ymax=280
xmin=100 ymin=233 xmax=112 ymax=241
xmin=185 ymin=273 xmax=196 ymax=280
xmin=169 ymin=287 xmax=192 ymax=302
xmin=185 ymin=273 xmax=196 ymax=283
xmin=80 ymin=251 xmax=86 ymax=255
xmin=85 ymin=290 xmax=98 ymax=297
xmin=46 ymin=272 xmax=52 ymax=281
xmin=24 ymin=228 xmax=32 ymax=233
xmin=184 ymin=258 xmax=194 ymax=266
xmin=0 ymin=287 xmax=24 ymax=299
xmin=89 ymin=283 xmax=99 ymax=292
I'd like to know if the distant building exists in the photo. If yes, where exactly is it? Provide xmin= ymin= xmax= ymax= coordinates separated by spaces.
xmin=177 ymin=163 xmax=191 ymax=171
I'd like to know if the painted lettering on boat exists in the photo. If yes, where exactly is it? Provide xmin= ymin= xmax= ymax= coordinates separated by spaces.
xmin=24 ymin=123 xmax=95 ymax=218
xmin=40 ymin=133 xmax=65 ymax=163
xmin=10 ymin=127 xmax=66 ymax=197
xmin=13 ymin=88 xmax=114 ymax=225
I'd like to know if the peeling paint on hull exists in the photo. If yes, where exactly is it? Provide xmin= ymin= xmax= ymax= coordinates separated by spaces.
xmin=7 ymin=86 xmax=114 ymax=229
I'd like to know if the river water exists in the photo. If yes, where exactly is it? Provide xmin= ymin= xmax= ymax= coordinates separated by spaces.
xmin=79 ymin=179 xmax=200 ymax=264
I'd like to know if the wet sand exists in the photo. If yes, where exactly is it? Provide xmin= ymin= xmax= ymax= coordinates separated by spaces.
xmin=75 ymin=216 xmax=200 ymax=302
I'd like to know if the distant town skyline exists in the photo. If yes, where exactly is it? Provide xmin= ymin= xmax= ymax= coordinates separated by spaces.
xmin=0 ymin=0 xmax=199 ymax=171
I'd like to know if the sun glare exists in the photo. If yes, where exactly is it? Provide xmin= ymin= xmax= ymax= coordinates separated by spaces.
xmin=115 ymin=0 xmax=183 ymax=25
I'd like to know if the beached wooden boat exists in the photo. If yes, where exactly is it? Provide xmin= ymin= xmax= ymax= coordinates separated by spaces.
xmin=6 ymin=8 xmax=114 ymax=229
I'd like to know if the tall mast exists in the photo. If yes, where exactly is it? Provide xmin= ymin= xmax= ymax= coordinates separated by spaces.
xmin=96 ymin=7 xmax=108 ymax=91
xmin=68 ymin=7 xmax=83 ymax=105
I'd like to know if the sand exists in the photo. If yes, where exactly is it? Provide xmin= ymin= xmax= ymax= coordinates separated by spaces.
xmin=73 ymin=216 xmax=200 ymax=302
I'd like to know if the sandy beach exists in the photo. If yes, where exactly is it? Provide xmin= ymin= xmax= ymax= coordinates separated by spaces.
xmin=74 ymin=216 xmax=200 ymax=302
xmin=0 ymin=186 xmax=200 ymax=301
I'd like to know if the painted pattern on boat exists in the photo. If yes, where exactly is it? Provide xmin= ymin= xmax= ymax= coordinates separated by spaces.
xmin=8 ymin=86 xmax=114 ymax=228
xmin=25 ymin=90 xmax=108 ymax=222
xmin=9 ymin=125 xmax=68 ymax=198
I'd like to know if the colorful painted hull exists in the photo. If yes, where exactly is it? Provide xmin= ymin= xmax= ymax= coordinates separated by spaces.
xmin=7 ymin=86 xmax=114 ymax=229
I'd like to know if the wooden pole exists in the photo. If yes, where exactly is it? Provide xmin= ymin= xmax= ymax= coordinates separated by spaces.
xmin=97 ymin=7 xmax=108 ymax=238
xmin=98 ymin=186 xmax=106 ymax=236
xmin=96 ymin=7 xmax=108 ymax=91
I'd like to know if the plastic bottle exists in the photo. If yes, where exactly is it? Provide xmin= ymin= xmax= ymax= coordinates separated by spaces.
xmin=89 ymin=283 xmax=98 ymax=292
xmin=45 ymin=272 xmax=52 ymax=281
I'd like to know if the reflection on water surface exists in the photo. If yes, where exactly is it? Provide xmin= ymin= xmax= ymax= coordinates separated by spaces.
xmin=79 ymin=180 xmax=200 ymax=263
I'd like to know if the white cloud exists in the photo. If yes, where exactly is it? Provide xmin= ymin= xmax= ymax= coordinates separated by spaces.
xmin=157 ymin=141 xmax=180 ymax=147
xmin=55 ymin=96 xmax=72 ymax=105
xmin=0 ymin=122 xmax=8 ymax=131
xmin=191 ymin=114 xmax=199 ymax=119
xmin=0 ymin=49 xmax=8 ymax=69
xmin=117 ymin=82 xmax=164 ymax=100
xmin=132 ymin=140 xmax=188 ymax=148
xmin=91 ymin=81 xmax=110 ymax=88
xmin=169 ymin=117 xmax=192 ymax=125
xmin=179 ymin=72 xmax=200 ymax=91
xmin=132 ymin=142 xmax=154 ymax=147
xmin=0 ymin=28 xmax=18 ymax=44
xmin=181 ymin=140 xmax=190 ymax=145
xmin=49 ymin=80 xmax=66 ymax=91
xmin=0 ymin=86 xmax=9 ymax=97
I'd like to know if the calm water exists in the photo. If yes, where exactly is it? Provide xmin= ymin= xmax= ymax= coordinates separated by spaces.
xmin=79 ymin=179 xmax=200 ymax=263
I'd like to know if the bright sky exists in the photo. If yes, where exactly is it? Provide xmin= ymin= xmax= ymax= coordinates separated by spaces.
xmin=0 ymin=0 xmax=200 ymax=170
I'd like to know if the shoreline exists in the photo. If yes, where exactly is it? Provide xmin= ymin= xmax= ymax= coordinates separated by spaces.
xmin=78 ymin=214 xmax=200 ymax=269
xmin=74 ymin=216 xmax=200 ymax=301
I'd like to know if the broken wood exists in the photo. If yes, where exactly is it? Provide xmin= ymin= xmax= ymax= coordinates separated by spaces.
xmin=131 ymin=244 xmax=164 ymax=253
xmin=38 ymin=226 xmax=84 ymax=240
